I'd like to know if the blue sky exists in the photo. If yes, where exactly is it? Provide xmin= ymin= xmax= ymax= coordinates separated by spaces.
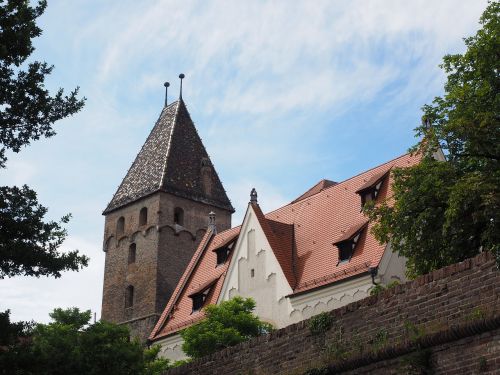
xmin=0 ymin=0 xmax=488 ymax=323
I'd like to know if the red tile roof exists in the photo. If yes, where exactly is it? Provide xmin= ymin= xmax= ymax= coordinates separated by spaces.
xmin=355 ymin=166 xmax=391 ymax=194
xmin=333 ymin=220 xmax=369 ymax=244
xmin=291 ymin=179 xmax=337 ymax=203
xmin=150 ymin=152 xmax=420 ymax=341
xmin=149 ymin=226 xmax=240 ymax=341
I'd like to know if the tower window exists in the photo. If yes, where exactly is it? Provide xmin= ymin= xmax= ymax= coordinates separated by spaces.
xmin=139 ymin=207 xmax=148 ymax=226
xmin=128 ymin=243 xmax=136 ymax=264
xmin=125 ymin=285 xmax=134 ymax=308
xmin=174 ymin=207 xmax=184 ymax=226
xmin=116 ymin=216 xmax=125 ymax=236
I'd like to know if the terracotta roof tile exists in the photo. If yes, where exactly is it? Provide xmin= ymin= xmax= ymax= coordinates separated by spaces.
xmin=333 ymin=220 xmax=369 ymax=244
xmin=150 ymin=152 xmax=421 ymax=340
xmin=149 ymin=226 xmax=240 ymax=340
xmin=251 ymin=203 xmax=296 ymax=288
xmin=355 ymin=166 xmax=391 ymax=193
xmin=291 ymin=179 xmax=337 ymax=203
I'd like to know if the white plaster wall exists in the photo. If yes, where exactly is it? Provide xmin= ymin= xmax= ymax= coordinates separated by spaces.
xmin=377 ymin=243 xmax=408 ymax=285
xmin=219 ymin=207 xmax=294 ymax=328
xmin=156 ymin=333 xmax=187 ymax=362
xmin=289 ymin=275 xmax=374 ymax=321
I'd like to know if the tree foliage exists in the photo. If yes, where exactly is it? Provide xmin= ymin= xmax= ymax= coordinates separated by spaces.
xmin=0 ymin=308 xmax=171 ymax=375
xmin=365 ymin=1 xmax=500 ymax=276
xmin=0 ymin=0 xmax=87 ymax=279
xmin=0 ymin=0 xmax=85 ymax=167
xmin=181 ymin=297 xmax=273 ymax=359
xmin=0 ymin=185 xmax=88 ymax=278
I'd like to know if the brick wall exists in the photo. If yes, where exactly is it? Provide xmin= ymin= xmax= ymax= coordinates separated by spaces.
xmin=166 ymin=252 xmax=500 ymax=374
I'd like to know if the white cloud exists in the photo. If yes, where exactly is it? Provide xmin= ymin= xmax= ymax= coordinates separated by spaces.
xmin=0 ymin=236 xmax=103 ymax=323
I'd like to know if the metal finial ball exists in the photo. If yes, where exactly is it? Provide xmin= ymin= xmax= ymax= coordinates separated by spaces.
xmin=179 ymin=73 xmax=185 ymax=79
xmin=164 ymin=82 xmax=170 ymax=87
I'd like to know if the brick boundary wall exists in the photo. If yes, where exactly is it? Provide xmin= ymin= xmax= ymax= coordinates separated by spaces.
xmin=165 ymin=252 xmax=500 ymax=374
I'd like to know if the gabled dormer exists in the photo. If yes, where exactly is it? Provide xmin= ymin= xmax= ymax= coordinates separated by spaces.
xmin=355 ymin=168 xmax=391 ymax=207
xmin=188 ymin=276 xmax=220 ymax=313
xmin=333 ymin=221 xmax=368 ymax=264
xmin=213 ymin=238 xmax=236 ymax=267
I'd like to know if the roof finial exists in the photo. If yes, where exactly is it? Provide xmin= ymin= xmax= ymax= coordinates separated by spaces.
xmin=250 ymin=188 xmax=258 ymax=204
xmin=163 ymin=82 xmax=170 ymax=107
xmin=179 ymin=73 xmax=185 ymax=99
xmin=208 ymin=211 xmax=217 ymax=233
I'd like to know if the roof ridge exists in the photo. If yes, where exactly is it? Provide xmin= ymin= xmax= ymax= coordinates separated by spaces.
xmin=103 ymin=101 xmax=179 ymax=214
xmin=264 ymin=152 xmax=412 ymax=216
xmin=159 ymin=100 xmax=181 ymax=188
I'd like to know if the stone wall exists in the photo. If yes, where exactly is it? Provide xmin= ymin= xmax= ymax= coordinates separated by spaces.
xmin=166 ymin=252 xmax=499 ymax=374
xmin=101 ymin=191 xmax=232 ymax=341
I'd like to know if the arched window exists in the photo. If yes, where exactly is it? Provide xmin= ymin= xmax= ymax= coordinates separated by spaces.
xmin=174 ymin=207 xmax=184 ymax=226
xmin=125 ymin=285 xmax=134 ymax=308
xmin=139 ymin=207 xmax=148 ymax=226
xmin=128 ymin=243 xmax=136 ymax=264
xmin=116 ymin=216 xmax=125 ymax=236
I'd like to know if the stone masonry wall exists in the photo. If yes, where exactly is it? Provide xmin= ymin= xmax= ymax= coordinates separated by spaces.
xmin=166 ymin=252 xmax=499 ymax=374
xmin=101 ymin=191 xmax=232 ymax=341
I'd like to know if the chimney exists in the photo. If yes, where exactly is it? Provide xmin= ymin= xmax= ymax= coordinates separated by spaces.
xmin=208 ymin=211 xmax=217 ymax=233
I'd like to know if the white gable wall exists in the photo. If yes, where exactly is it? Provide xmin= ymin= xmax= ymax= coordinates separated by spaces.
xmin=219 ymin=205 xmax=295 ymax=328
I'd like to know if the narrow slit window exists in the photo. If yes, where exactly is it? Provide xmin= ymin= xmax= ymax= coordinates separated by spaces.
xmin=139 ymin=207 xmax=148 ymax=226
xmin=116 ymin=216 xmax=125 ymax=236
xmin=125 ymin=285 xmax=134 ymax=308
xmin=174 ymin=207 xmax=184 ymax=226
xmin=128 ymin=243 xmax=136 ymax=264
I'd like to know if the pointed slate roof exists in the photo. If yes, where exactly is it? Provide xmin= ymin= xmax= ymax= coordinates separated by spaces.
xmin=103 ymin=100 xmax=234 ymax=214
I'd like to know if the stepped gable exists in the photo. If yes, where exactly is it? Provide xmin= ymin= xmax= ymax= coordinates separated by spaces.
xmin=103 ymin=99 xmax=234 ymax=214
xmin=150 ymin=152 xmax=420 ymax=341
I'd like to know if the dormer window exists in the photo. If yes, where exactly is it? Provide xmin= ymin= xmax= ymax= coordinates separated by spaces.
xmin=215 ymin=247 xmax=230 ymax=266
xmin=212 ymin=238 xmax=236 ymax=267
xmin=333 ymin=222 xmax=367 ymax=264
xmin=190 ymin=291 xmax=209 ymax=312
xmin=355 ymin=169 xmax=390 ymax=207
xmin=188 ymin=276 xmax=220 ymax=313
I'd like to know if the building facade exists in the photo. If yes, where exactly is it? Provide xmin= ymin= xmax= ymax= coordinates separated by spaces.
xmin=101 ymin=98 xmax=233 ymax=340
xmin=149 ymin=153 xmax=420 ymax=360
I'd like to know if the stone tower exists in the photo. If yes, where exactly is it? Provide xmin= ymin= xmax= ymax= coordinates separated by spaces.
xmin=101 ymin=97 xmax=233 ymax=340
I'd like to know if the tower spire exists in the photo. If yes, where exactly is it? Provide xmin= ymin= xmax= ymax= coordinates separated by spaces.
xmin=179 ymin=73 xmax=185 ymax=99
xmin=163 ymin=81 xmax=170 ymax=107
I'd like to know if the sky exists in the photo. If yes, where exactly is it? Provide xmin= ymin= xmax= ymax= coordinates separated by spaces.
xmin=0 ymin=0 xmax=488 ymax=323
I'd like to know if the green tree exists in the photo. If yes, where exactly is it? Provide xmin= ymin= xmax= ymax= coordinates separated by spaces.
xmin=0 ymin=308 xmax=171 ymax=375
xmin=365 ymin=1 xmax=500 ymax=277
xmin=181 ymin=297 xmax=273 ymax=359
xmin=0 ymin=0 xmax=88 ymax=279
